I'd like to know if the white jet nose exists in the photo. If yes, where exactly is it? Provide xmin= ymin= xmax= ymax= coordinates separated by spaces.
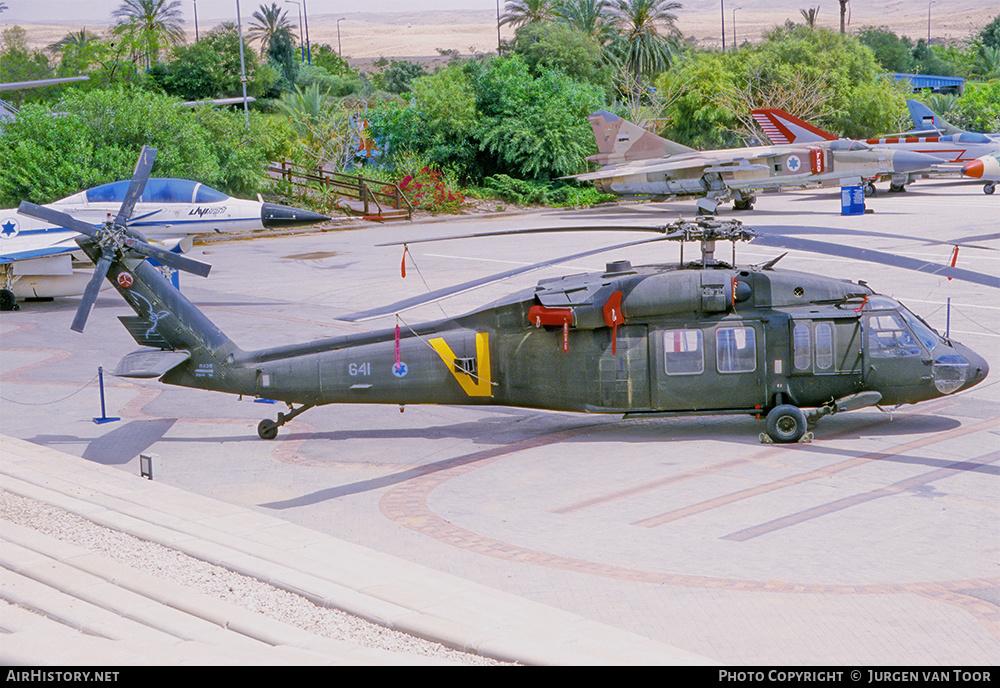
xmin=962 ymin=154 xmax=1000 ymax=180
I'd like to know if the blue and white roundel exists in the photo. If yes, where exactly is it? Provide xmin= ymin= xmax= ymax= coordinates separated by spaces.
xmin=785 ymin=155 xmax=802 ymax=172
xmin=392 ymin=362 xmax=408 ymax=377
xmin=0 ymin=218 xmax=19 ymax=239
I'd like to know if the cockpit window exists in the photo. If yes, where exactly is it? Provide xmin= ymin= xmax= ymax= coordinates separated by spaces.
xmin=195 ymin=184 xmax=229 ymax=203
xmin=829 ymin=139 xmax=869 ymax=151
xmin=85 ymin=178 xmax=228 ymax=204
xmin=868 ymin=313 xmax=921 ymax=357
xmin=863 ymin=297 xmax=943 ymax=350
xmin=897 ymin=305 xmax=943 ymax=350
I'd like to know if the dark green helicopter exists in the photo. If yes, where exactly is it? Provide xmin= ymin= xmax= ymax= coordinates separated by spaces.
xmin=18 ymin=147 xmax=993 ymax=444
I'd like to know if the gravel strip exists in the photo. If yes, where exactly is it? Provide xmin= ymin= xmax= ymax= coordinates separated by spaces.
xmin=0 ymin=489 xmax=511 ymax=665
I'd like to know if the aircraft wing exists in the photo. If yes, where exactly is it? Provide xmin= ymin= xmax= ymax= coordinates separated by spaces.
xmin=575 ymin=150 xmax=778 ymax=181
xmin=0 ymin=243 xmax=79 ymax=263
xmin=0 ymin=215 xmax=81 ymax=264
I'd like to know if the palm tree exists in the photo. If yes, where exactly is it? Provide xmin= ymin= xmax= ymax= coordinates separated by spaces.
xmin=112 ymin=0 xmax=186 ymax=69
xmin=499 ymin=0 xmax=559 ymax=29
xmin=49 ymin=29 xmax=101 ymax=52
xmin=557 ymin=0 xmax=616 ymax=44
xmin=608 ymin=0 xmax=682 ymax=82
xmin=247 ymin=2 xmax=296 ymax=57
xmin=838 ymin=0 xmax=849 ymax=34
xmin=800 ymin=7 xmax=820 ymax=27
xmin=0 ymin=3 xmax=8 ymax=13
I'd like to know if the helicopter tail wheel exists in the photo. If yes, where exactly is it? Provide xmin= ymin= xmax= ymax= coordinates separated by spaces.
xmin=256 ymin=403 xmax=315 ymax=440
xmin=765 ymin=404 xmax=808 ymax=443
xmin=985 ymin=182 xmax=996 ymax=195
xmin=257 ymin=419 xmax=279 ymax=440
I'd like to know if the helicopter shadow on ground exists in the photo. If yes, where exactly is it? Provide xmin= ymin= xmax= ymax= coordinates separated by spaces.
xmin=256 ymin=409 xmax=975 ymax=510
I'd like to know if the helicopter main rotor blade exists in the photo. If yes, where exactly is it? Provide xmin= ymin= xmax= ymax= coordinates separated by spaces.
xmin=114 ymin=146 xmax=157 ymax=227
xmin=378 ymin=224 xmax=671 ymax=247
xmin=18 ymin=202 xmax=101 ymax=239
xmin=340 ymin=235 xmax=669 ymax=321
xmin=748 ymin=232 xmax=1000 ymax=290
xmin=382 ymin=222 xmax=998 ymax=252
xmin=70 ymin=252 xmax=112 ymax=333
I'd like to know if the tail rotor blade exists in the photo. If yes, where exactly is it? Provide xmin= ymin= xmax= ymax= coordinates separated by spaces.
xmin=70 ymin=253 xmax=112 ymax=333
xmin=18 ymin=202 xmax=101 ymax=239
xmin=127 ymin=239 xmax=211 ymax=278
xmin=114 ymin=146 xmax=157 ymax=227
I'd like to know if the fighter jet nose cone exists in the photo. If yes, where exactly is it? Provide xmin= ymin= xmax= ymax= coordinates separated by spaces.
xmin=962 ymin=159 xmax=985 ymax=179
xmin=891 ymin=151 xmax=937 ymax=174
xmin=261 ymin=203 xmax=330 ymax=228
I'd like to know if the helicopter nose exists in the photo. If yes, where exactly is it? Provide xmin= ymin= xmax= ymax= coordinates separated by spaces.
xmin=261 ymin=203 xmax=330 ymax=229
xmin=890 ymin=150 xmax=938 ymax=174
xmin=962 ymin=348 xmax=989 ymax=390
xmin=954 ymin=342 xmax=989 ymax=392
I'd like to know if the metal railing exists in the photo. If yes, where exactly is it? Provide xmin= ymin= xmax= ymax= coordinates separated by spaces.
xmin=266 ymin=160 xmax=412 ymax=220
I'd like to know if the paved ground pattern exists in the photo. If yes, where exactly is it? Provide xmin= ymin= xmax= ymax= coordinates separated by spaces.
xmin=2 ymin=180 xmax=998 ymax=664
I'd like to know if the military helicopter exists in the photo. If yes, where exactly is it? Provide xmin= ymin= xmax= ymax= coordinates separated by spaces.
xmin=17 ymin=147 xmax=994 ymax=444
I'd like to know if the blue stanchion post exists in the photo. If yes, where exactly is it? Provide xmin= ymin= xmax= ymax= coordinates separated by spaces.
xmin=93 ymin=366 xmax=120 ymax=424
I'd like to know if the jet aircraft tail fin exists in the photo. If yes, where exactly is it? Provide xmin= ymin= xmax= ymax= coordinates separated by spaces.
xmin=750 ymin=109 xmax=838 ymax=145
xmin=586 ymin=110 xmax=695 ymax=166
xmin=906 ymin=99 xmax=964 ymax=135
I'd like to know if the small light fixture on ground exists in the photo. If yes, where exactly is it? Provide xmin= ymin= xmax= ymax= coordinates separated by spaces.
xmin=140 ymin=453 xmax=158 ymax=480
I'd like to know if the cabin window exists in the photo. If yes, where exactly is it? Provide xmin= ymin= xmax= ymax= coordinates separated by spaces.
xmin=663 ymin=329 xmax=703 ymax=375
xmin=793 ymin=324 xmax=811 ymax=371
xmin=816 ymin=323 xmax=833 ymax=370
xmin=716 ymin=326 xmax=756 ymax=373
xmin=815 ymin=323 xmax=834 ymax=370
xmin=868 ymin=313 xmax=921 ymax=357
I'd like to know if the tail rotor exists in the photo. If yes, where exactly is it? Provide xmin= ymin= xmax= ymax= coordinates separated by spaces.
xmin=16 ymin=146 xmax=211 ymax=332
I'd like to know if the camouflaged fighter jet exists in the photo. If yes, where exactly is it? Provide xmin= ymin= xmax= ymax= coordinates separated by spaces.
xmin=16 ymin=147 xmax=995 ymax=445
xmin=575 ymin=111 xmax=939 ymax=214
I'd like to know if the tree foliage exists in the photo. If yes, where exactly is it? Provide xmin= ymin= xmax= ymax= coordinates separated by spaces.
xmin=512 ymin=20 xmax=611 ymax=89
xmin=0 ymin=88 xmax=290 ymax=205
xmin=112 ymin=0 xmax=186 ymax=70
xmin=247 ymin=2 xmax=296 ymax=56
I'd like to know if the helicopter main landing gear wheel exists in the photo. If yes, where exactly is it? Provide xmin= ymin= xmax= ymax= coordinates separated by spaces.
xmin=764 ymin=404 xmax=808 ymax=443
xmin=256 ymin=403 xmax=315 ymax=440
xmin=0 ymin=288 xmax=18 ymax=311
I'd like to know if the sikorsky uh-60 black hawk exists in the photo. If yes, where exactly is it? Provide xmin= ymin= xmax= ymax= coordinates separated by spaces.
xmin=17 ymin=147 xmax=993 ymax=444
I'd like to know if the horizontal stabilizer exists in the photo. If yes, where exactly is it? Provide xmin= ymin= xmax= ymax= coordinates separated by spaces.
xmin=113 ymin=348 xmax=190 ymax=378
xmin=119 ymin=315 xmax=173 ymax=348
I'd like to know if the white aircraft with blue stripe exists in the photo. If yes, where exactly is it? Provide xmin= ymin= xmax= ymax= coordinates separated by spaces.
xmin=0 ymin=178 xmax=328 ymax=310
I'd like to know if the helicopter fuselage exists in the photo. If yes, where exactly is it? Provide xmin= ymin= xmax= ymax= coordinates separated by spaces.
xmin=129 ymin=259 xmax=987 ymax=434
